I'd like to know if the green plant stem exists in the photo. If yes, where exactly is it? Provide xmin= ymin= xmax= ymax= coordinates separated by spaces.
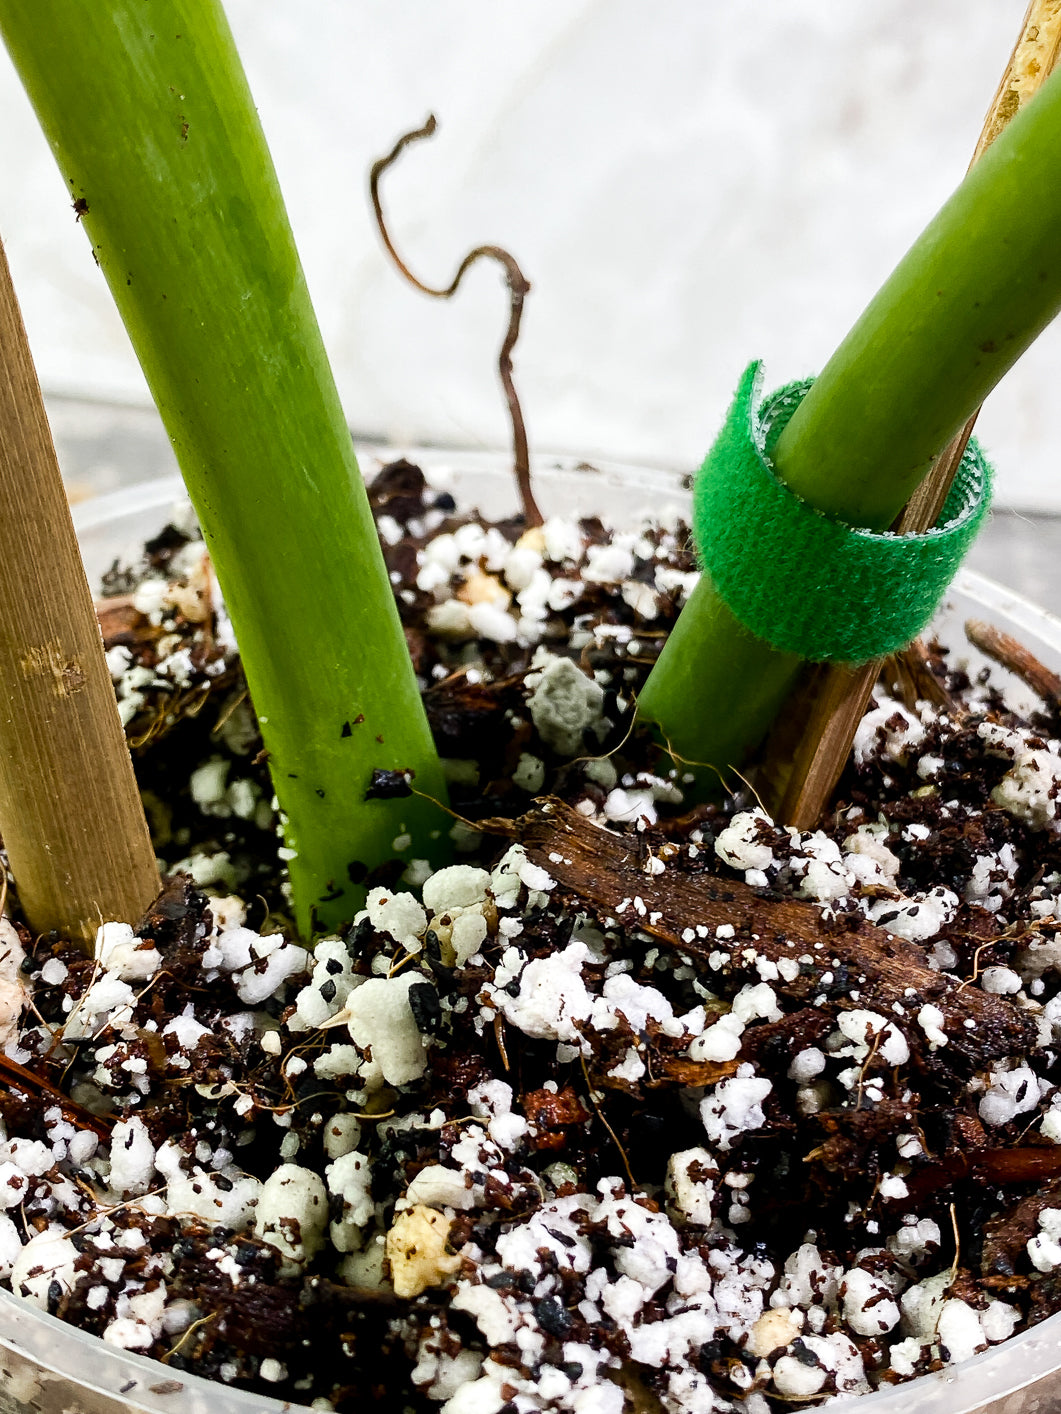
xmin=639 ymin=63 xmax=1061 ymax=776
xmin=639 ymin=593 xmax=801 ymax=784
xmin=0 ymin=0 xmax=449 ymax=934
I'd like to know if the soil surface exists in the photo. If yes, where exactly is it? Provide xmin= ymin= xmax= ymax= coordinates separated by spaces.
xmin=3 ymin=459 xmax=1061 ymax=1412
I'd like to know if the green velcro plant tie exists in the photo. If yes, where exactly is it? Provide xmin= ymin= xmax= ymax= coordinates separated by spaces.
xmin=692 ymin=361 xmax=993 ymax=663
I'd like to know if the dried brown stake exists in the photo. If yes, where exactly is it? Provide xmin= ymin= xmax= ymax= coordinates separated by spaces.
xmin=965 ymin=617 xmax=1061 ymax=705
xmin=0 ymin=231 xmax=159 ymax=943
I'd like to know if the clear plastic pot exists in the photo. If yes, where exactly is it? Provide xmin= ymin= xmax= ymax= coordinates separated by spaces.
xmin=1 ymin=457 xmax=1057 ymax=1414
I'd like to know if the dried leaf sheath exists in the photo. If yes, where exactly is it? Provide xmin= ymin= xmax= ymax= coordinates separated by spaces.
xmin=0 ymin=233 xmax=158 ymax=943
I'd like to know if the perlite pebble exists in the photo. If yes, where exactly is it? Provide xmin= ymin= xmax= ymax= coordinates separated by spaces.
xmin=0 ymin=1216 xmax=22 ymax=1277
xmin=512 ymin=753 xmax=546 ymax=793
xmin=386 ymin=1206 xmax=460 ymax=1299
xmin=490 ymin=943 xmax=594 ymax=1045
xmin=345 ymin=974 xmax=431 ymax=1088
xmin=95 ymin=922 xmax=162 ymax=982
xmin=154 ymin=1141 xmax=261 ymax=1230
xmin=688 ymin=1012 xmax=743 ymax=1062
xmin=715 ymin=810 xmax=774 ymax=873
xmin=937 ymin=1299 xmax=987 ymax=1363
xmin=254 ymin=1164 xmax=328 ymax=1269
xmin=108 ymin=1117 xmax=156 ymax=1197
xmin=289 ymin=937 xmax=360 ymax=1031
xmin=10 ymin=1229 xmax=78 ymax=1307
xmin=700 ymin=1073 xmax=772 ymax=1151
xmin=323 ymin=1114 xmax=362 ymax=1161
xmin=422 ymin=865 xmax=490 ymax=914
xmin=747 ymin=1306 xmax=801 ymax=1356
xmin=853 ymin=699 xmax=925 ymax=766
xmin=984 ymin=730 xmax=1061 ymax=828
xmin=841 ymin=1268 xmax=900 ymax=1335
xmin=450 ymin=912 xmax=489 ymax=967
xmin=665 ymin=1148 xmax=718 ymax=1226
xmin=773 ymin=1354 xmax=826 ymax=1397
xmin=404 ymin=1165 xmax=475 ymax=1211
xmin=366 ymin=887 xmax=428 ymax=950
xmin=900 ymin=1271 xmax=952 ymax=1340
xmin=326 ymin=1150 xmax=374 ymax=1251
xmin=0 ymin=919 xmax=27 ymax=1050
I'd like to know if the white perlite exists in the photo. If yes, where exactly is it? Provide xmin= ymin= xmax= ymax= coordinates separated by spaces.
xmin=423 ymin=865 xmax=490 ymax=914
xmin=0 ymin=918 xmax=27 ymax=1049
xmin=154 ymin=1141 xmax=261 ymax=1230
xmin=979 ymin=722 xmax=1061 ymax=828
xmin=665 ymin=1148 xmax=719 ymax=1227
xmin=255 ymin=1165 xmax=328 ymax=1270
xmin=853 ymin=698 xmax=926 ymax=766
xmin=489 ymin=942 xmax=595 ymax=1045
xmin=714 ymin=810 xmax=775 ymax=873
xmin=700 ymin=1071 xmax=772 ymax=1150
xmin=107 ymin=1117 xmax=155 ymax=1197
xmin=343 ymin=973 xmax=431 ymax=1088
xmin=95 ymin=922 xmax=162 ymax=982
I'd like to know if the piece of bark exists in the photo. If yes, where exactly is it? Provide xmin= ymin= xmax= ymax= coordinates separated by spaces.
xmin=905 ymin=1147 xmax=1061 ymax=1213
xmin=966 ymin=618 xmax=1061 ymax=706
xmin=423 ymin=671 xmax=527 ymax=759
xmin=494 ymin=800 xmax=1037 ymax=1071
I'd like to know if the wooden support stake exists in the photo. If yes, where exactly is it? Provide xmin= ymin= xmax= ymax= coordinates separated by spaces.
xmin=768 ymin=0 xmax=1061 ymax=831
xmin=0 ymin=232 xmax=159 ymax=944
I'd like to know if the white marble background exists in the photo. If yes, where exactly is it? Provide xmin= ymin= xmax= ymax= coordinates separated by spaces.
xmin=1 ymin=1 xmax=1058 ymax=510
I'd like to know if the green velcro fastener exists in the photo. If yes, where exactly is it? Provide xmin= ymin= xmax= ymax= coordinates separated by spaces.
xmin=692 ymin=361 xmax=993 ymax=664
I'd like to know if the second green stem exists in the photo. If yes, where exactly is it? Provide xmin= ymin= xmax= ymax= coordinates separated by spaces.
xmin=639 ymin=64 xmax=1061 ymax=776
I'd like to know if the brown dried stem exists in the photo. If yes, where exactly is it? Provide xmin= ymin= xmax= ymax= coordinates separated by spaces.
xmin=767 ymin=0 xmax=1061 ymax=830
xmin=0 ymin=231 xmax=159 ymax=944
xmin=370 ymin=116 xmax=542 ymax=527
xmin=965 ymin=617 xmax=1061 ymax=703
xmin=0 ymin=1048 xmax=111 ymax=1141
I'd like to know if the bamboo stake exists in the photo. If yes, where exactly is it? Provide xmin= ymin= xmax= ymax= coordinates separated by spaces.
xmin=0 ymin=232 xmax=159 ymax=944
xmin=769 ymin=0 xmax=1061 ymax=830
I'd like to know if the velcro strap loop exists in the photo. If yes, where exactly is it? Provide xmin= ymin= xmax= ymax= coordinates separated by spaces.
xmin=692 ymin=361 xmax=992 ymax=663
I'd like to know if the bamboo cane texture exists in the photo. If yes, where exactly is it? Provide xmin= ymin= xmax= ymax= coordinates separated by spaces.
xmin=0 ymin=234 xmax=158 ymax=944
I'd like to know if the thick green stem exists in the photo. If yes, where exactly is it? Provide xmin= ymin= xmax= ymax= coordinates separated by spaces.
xmin=774 ymin=63 xmax=1061 ymax=527
xmin=0 ymin=1 xmax=449 ymax=933
xmin=638 ymin=592 xmax=800 ymax=783
xmin=640 ymin=64 xmax=1061 ymax=774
